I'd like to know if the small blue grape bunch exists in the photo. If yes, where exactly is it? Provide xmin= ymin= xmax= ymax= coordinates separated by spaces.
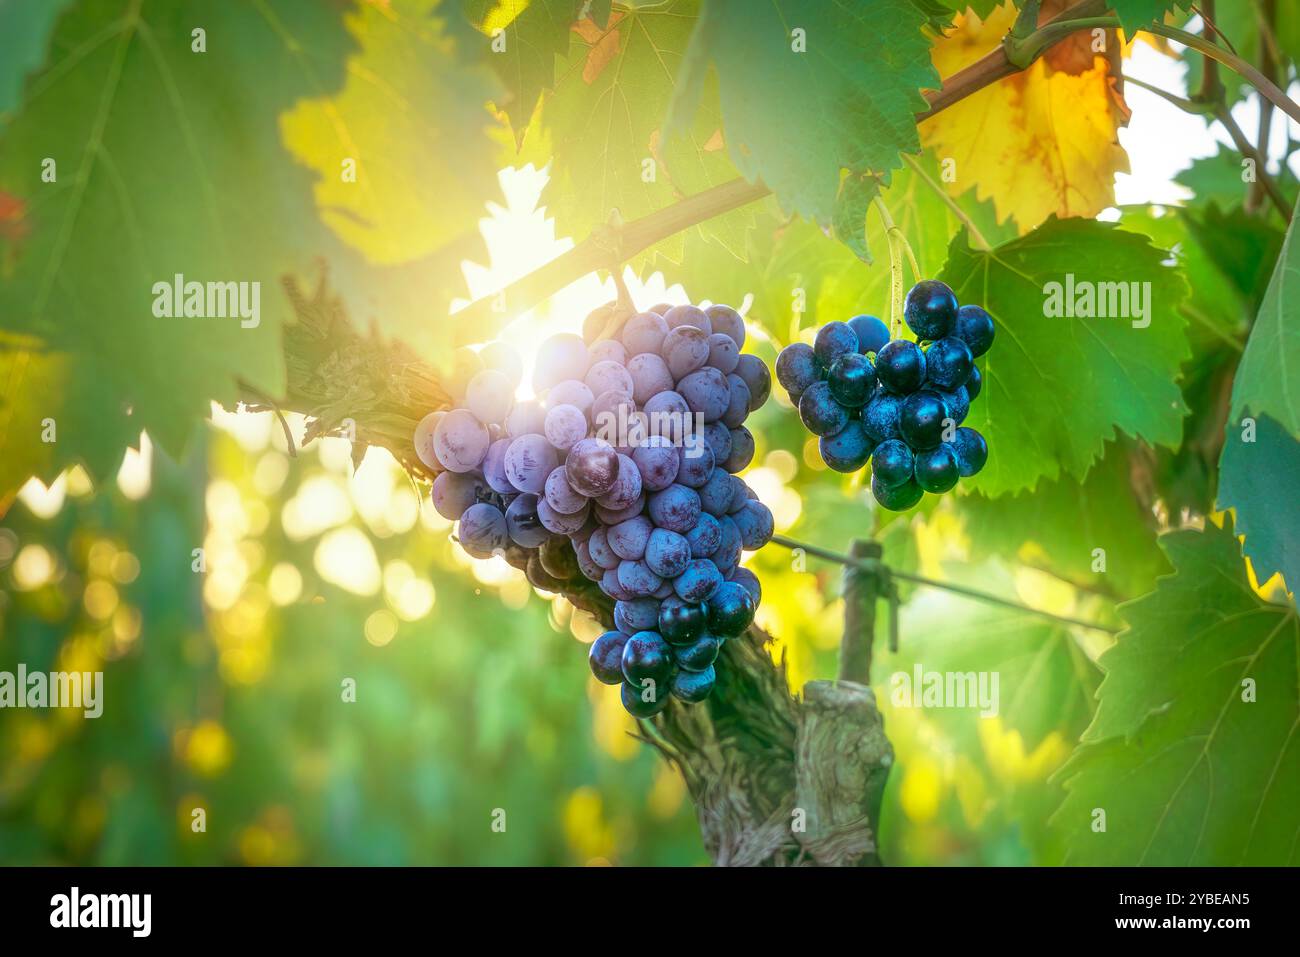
xmin=774 ymin=280 xmax=993 ymax=511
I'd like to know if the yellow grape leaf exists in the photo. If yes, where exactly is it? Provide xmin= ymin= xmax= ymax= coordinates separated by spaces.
xmin=920 ymin=2 xmax=1131 ymax=232
xmin=280 ymin=0 xmax=501 ymax=265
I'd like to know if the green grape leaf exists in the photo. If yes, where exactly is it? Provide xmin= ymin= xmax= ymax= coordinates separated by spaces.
xmin=1053 ymin=519 xmax=1300 ymax=865
xmin=668 ymin=0 xmax=937 ymax=231
xmin=960 ymin=440 xmax=1170 ymax=600
xmin=0 ymin=0 xmax=76 ymax=117
xmin=536 ymin=1 xmax=755 ymax=265
xmin=0 ymin=0 xmax=353 ymax=489
xmin=465 ymin=0 xmax=576 ymax=136
xmin=1218 ymin=414 xmax=1300 ymax=596
xmin=939 ymin=217 xmax=1191 ymax=496
xmin=1185 ymin=203 xmax=1285 ymax=309
xmin=1107 ymin=1 xmax=1192 ymax=30
xmin=1175 ymin=147 xmax=1298 ymax=213
xmin=1229 ymin=195 xmax=1300 ymax=438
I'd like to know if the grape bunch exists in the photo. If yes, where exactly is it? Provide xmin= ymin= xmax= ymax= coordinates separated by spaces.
xmin=414 ymin=301 xmax=775 ymax=717
xmin=774 ymin=280 xmax=993 ymax=511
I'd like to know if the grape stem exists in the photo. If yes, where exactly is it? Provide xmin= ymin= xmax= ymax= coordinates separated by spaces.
xmin=901 ymin=154 xmax=993 ymax=252
xmin=873 ymin=197 xmax=908 ymax=339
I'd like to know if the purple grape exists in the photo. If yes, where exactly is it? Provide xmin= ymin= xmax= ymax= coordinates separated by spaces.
xmin=594 ymin=494 xmax=645 ymax=525
xmin=458 ymin=502 xmax=508 ymax=557
xmin=775 ymin=343 xmax=820 ymax=398
xmin=482 ymin=437 xmax=514 ymax=494
xmin=413 ymin=411 xmax=445 ymax=472
xmin=644 ymin=390 xmax=691 ymax=442
xmin=674 ymin=634 xmax=720 ymax=672
xmin=674 ymin=559 xmax=723 ymax=602
xmin=609 ymin=515 xmax=654 ymax=561
xmin=675 ymin=434 xmax=715 ymax=488
xmin=465 ymin=369 xmax=514 ymax=425
xmin=589 ymin=339 xmax=626 ymax=366
xmin=600 ymin=567 xmax=632 ymax=601
xmin=506 ymin=399 xmax=547 ymax=438
xmin=684 ymin=512 xmax=721 ymax=557
xmin=722 ymin=374 xmax=751 ymax=428
xmin=585 ymin=359 xmax=635 ymax=399
xmin=701 ymin=422 xmax=732 ymax=464
xmin=627 ymin=353 xmax=675 ymax=404
xmin=726 ymin=475 xmax=750 ymax=514
xmin=632 ymin=435 xmax=681 ymax=491
xmin=645 ymin=527 xmax=691 ymax=578
xmin=433 ymin=409 xmax=491 ymax=473
xmin=671 ymin=665 xmax=715 ymax=702
xmin=678 ymin=366 xmax=730 ymax=423
xmin=431 ymin=470 xmax=487 ymax=521
xmin=728 ymin=567 xmax=762 ymax=605
xmin=546 ymin=379 xmax=594 ymax=416
xmin=574 ymin=540 xmax=604 ymax=582
xmin=648 ymin=484 xmax=701 ymax=533
xmin=706 ymin=333 xmax=739 ymax=374
xmin=534 ymin=333 xmax=590 ymax=392
xmin=617 ymin=559 xmax=663 ymax=598
xmin=504 ymin=433 xmax=558 ymax=493
xmin=814 ymin=321 xmax=860 ymax=367
xmin=712 ymin=515 xmax=743 ymax=576
xmin=589 ymin=631 xmax=630 ymax=683
xmin=733 ymin=500 xmax=774 ymax=550
xmin=615 ymin=598 xmax=662 ymax=635
xmin=596 ymin=454 xmax=643 ymax=510
xmin=588 ymin=526 xmax=620 ymax=569
xmin=536 ymin=497 xmax=591 ymax=535
xmin=734 ymin=354 xmax=770 ymax=411
xmin=663 ymin=325 xmax=710 ymax=379
xmin=621 ymin=311 xmax=669 ymax=356
xmin=698 ymin=468 xmax=734 ymax=517
xmin=544 ymin=466 xmax=589 ymax=514
xmin=543 ymin=403 xmax=588 ymax=452
xmin=723 ymin=426 xmax=755 ymax=473
xmin=705 ymin=304 xmax=745 ymax=347
xmin=505 ymin=494 xmax=552 ymax=548
xmin=662 ymin=304 xmax=711 ymax=334
xmin=565 ymin=438 xmax=620 ymax=497
xmin=590 ymin=389 xmax=635 ymax=433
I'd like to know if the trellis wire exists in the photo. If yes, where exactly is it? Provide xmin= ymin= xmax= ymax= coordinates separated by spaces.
xmin=770 ymin=534 xmax=1121 ymax=635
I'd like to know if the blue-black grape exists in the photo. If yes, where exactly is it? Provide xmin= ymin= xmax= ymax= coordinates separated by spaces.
xmin=828 ymin=353 xmax=875 ymax=407
xmin=847 ymin=314 xmax=890 ymax=355
xmin=903 ymin=280 xmax=958 ymax=341
xmin=914 ymin=443 xmax=960 ymax=493
xmin=775 ymin=342 xmax=820 ymax=398
xmin=871 ymin=439 xmax=914 ymax=488
xmin=819 ymin=420 xmax=875 ymax=473
xmin=814 ymin=321 xmax=859 ymax=368
xmin=952 ymin=427 xmax=988 ymax=477
xmin=898 ymin=392 xmax=949 ymax=450
xmin=671 ymin=665 xmax=715 ymax=703
xmin=589 ymin=631 xmax=630 ymax=684
xmin=799 ymin=381 xmax=849 ymax=436
xmin=954 ymin=304 xmax=995 ymax=357
xmin=659 ymin=596 xmax=707 ymax=645
xmin=674 ymin=633 xmax=720 ymax=672
xmin=923 ymin=337 xmax=973 ymax=390
xmin=706 ymin=581 xmax=755 ymax=636
xmin=875 ymin=340 xmax=926 ymax=394
xmin=871 ymin=475 xmax=924 ymax=511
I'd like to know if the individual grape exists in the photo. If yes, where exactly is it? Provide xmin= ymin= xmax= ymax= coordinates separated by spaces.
xmin=674 ymin=633 xmax=720 ymax=672
xmin=700 ymin=422 xmax=731 ymax=466
xmin=903 ymin=280 xmax=958 ymax=341
xmin=827 ymin=353 xmax=875 ymax=407
xmin=431 ymin=470 xmax=487 ymax=521
xmin=653 ymin=580 xmax=674 ymax=600
xmin=732 ymin=500 xmax=774 ymax=551
xmin=711 ymin=516 xmax=743 ymax=576
xmin=775 ymin=342 xmax=820 ymax=397
xmin=465 ymin=369 xmax=514 ymax=425
xmin=615 ymin=598 xmax=662 ymax=635
xmin=684 ymin=512 xmax=722 ymax=558
xmin=585 ymin=359 xmax=635 ymax=399
xmin=952 ymin=427 xmax=988 ymax=477
xmin=505 ymin=494 xmax=552 ymax=548
xmin=674 ymin=558 xmax=723 ymax=602
xmin=875 ymin=339 xmax=926 ymax=394
xmin=621 ymin=678 xmax=670 ymax=716
xmin=722 ymin=374 xmax=751 ymax=428
xmin=814 ymin=321 xmax=859 ymax=368
xmin=847 ymin=314 xmax=890 ymax=356
xmin=534 ymin=333 xmax=590 ymax=392
xmin=799 ymin=382 xmax=848 ymax=437
xmin=618 ymin=559 xmax=664 ymax=597
xmin=574 ymin=540 xmax=604 ymax=582
xmin=542 ymin=403 xmax=587 ymax=452
xmin=458 ymin=502 xmax=508 ymax=556
xmin=588 ymin=338 xmax=626 ymax=367
xmin=621 ymin=311 xmax=669 ymax=356
xmin=543 ymin=466 xmax=588 ymax=515
xmin=658 ymin=596 xmax=707 ymax=645
xmin=707 ymin=581 xmax=755 ymax=636
xmin=733 ymin=354 xmax=771 ymax=411
xmin=546 ymin=379 xmax=594 ymax=416
xmin=723 ymin=426 xmax=755 ymax=473
xmin=729 ymin=567 xmax=761 ymax=606
xmin=954 ymin=304 xmax=995 ymax=357
xmin=649 ymin=302 xmax=674 ymax=315
xmin=675 ymin=437 xmax=715 ymax=488
xmin=671 ymin=665 xmax=715 ymax=703
xmin=648 ymin=484 xmax=702 ymax=534
xmin=645 ymin=527 xmax=691 ymax=579
xmin=914 ymin=443 xmax=960 ymax=493
xmin=621 ymin=631 xmax=674 ymax=686
xmin=536 ymin=497 xmax=591 ymax=535
xmin=504 ymin=433 xmax=558 ymax=493
xmin=862 ymin=391 xmax=904 ymax=442
xmin=600 ymin=567 xmax=632 ymax=601
xmin=565 ymin=437 xmax=620 ymax=497
xmin=871 ymin=475 xmax=924 ymax=511
xmin=480 ymin=437 xmax=513 ymax=494
xmin=819 ymin=420 xmax=875 ymax=473
xmin=526 ymin=555 xmax=566 ymax=592
xmin=726 ymin=475 xmax=750 ymax=514
xmin=589 ymin=631 xmax=630 ymax=684
xmin=699 ymin=468 xmax=734 ymax=517
xmin=662 ymin=304 xmax=711 ymax=334
xmin=937 ymin=386 xmax=970 ymax=425
xmin=924 ymin=337 xmax=973 ymax=390
xmin=539 ymin=536 xmax=579 ymax=580
xmin=662 ymin=325 xmax=710 ymax=380
xmin=898 ymin=392 xmax=949 ymax=450
xmin=447 ymin=347 xmax=484 ymax=400
xmin=594 ymin=494 xmax=645 ymax=525
xmin=966 ymin=364 xmax=982 ymax=401
xmin=505 ymin=399 xmax=547 ymax=438
xmin=871 ymin=439 xmax=914 ymax=488
xmin=590 ymin=390 xmax=635 ymax=439
xmin=413 ymin=411 xmax=445 ymax=472
xmin=678 ymin=367 xmax=729 ymax=423
xmin=588 ymin=526 xmax=620 ymax=569
xmin=627 ymin=352 xmax=676 ymax=404
xmin=706 ymin=333 xmax=740 ymax=374
xmin=596 ymin=454 xmax=642 ymax=510
xmin=433 ymin=409 xmax=491 ymax=473
xmin=632 ymin=435 xmax=680 ymax=491
xmin=609 ymin=515 xmax=653 ymax=561
xmin=705 ymin=304 xmax=746 ymax=348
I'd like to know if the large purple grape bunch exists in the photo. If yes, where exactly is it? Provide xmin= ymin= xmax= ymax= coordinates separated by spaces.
xmin=774 ymin=280 xmax=993 ymax=511
xmin=414 ymin=302 xmax=775 ymax=717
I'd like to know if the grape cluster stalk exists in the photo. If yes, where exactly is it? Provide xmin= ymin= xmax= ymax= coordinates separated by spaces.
xmin=415 ymin=302 xmax=776 ymax=716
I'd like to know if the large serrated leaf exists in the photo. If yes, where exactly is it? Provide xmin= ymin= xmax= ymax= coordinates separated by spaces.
xmin=1218 ymin=413 xmax=1300 ymax=597
xmin=0 ymin=0 xmax=76 ymax=117
xmin=1052 ymin=518 xmax=1300 ymax=865
xmin=938 ymin=217 xmax=1190 ymax=496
